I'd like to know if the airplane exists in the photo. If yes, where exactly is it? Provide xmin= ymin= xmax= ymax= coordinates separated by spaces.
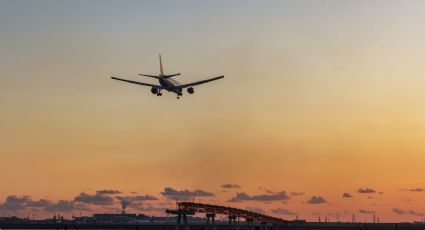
xmin=111 ymin=54 xmax=224 ymax=99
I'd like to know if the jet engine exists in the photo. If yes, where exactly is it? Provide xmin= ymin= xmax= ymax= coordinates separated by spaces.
xmin=151 ymin=88 xmax=158 ymax=94
xmin=187 ymin=87 xmax=194 ymax=94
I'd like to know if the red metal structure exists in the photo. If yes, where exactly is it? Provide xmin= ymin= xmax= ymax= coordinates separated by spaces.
xmin=175 ymin=202 xmax=288 ymax=225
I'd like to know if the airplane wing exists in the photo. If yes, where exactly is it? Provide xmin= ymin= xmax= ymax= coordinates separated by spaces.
xmin=176 ymin=75 xmax=224 ymax=89
xmin=111 ymin=76 xmax=163 ymax=89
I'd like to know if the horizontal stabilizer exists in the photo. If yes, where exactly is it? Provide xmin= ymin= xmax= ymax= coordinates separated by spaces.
xmin=162 ymin=73 xmax=181 ymax=79
xmin=138 ymin=74 xmax=161 ymax=79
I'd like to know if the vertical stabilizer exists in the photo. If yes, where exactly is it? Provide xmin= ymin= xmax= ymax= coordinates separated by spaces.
xmin=159 ymin=54 xmax=164 ymax=75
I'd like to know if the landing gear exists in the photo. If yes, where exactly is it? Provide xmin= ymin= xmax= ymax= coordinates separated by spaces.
xmin=177 ymin=96 xmax=180 ymax=99
xmin=157 ymin=93 xmax=162 ymax=96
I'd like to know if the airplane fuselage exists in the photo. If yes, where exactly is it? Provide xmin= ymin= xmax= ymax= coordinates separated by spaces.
xmin=159 ymin=77 xmax=183 ymax=96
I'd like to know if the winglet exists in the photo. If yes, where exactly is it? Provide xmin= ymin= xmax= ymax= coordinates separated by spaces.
xmin=159 ymin=54 xmax=164 ymax=75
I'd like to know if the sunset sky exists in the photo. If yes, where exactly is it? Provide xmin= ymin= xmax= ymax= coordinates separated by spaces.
xmin=1 ymin=0 xmax=425 ymax=222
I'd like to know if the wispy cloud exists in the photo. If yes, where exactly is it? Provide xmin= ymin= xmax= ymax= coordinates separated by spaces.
xmin=392 ymin=208 xmax=423 ymax=216
xmin=161 ymin=187 xmax=214 ymax=200
xmin=30 ymin=199 xmax=52 ymax=208
xmin=221 ymin=184 xmax=241 ymax=189
xmin=290 ymin=192 xmax=304 ymax=196
xmin=116 ymin=195 xmax=158 ymax=211
xmin=96 ymin=190 xmax=122 ymax=195
xmin=306 ymin=196 xmax=326 ymax=204
xmin=358 ymin=209 xmax=375 ymax=214
xmin=228 ymin=192 xmax=289 ymax=202
xmin=129 ymin=202 xmax=165 ymax=212
xmin=0 ymin=195 xmax=33 ymax=211
xmin=44 ymin=200 xmax=85 ymax=213
xmin=0 ymin=195 xmax=92 ymax=213
xmin=116 ymin=195 xmax=158 ymax=202
xmin=400 ymin=188 xmax=424 ymax=192
xmin=358 ymin=188 xmax=376 ymax=194
xmin=74 ymin=192 xmax=114 ymax=205
xmin=271 ymin=208 xmax=298 ymax=215
xmin=342 ymin=193 xmax=353 ymax=198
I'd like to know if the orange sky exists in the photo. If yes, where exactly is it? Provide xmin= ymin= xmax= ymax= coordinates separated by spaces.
xmin=1 ymin=0 xmax=425 ymax=222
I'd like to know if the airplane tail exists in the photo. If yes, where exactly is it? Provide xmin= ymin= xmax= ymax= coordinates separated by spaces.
xmin=159 ymin=54 xmax=164 ymax=75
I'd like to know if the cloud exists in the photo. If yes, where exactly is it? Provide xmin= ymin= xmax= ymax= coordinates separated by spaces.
xmin=245 ymin=206 xmax=266 ymax=214
xmin=400 ymin=188 xmax=424 ymax=192
xmin=0 ymin=195 xmax=33 ymax=211
xmin=44 ymin=200 xmax=78 ymax=213
xmin=258 ymin=187 xmax=274 ymax=194
xmin=392 ymin=208 xmax=424 ymax=216
xmin=133 ymin=205 xmax=165 ymax=212
xmin=290 ymin=192 xmax=304 ymax=196
xmin=74 ymin=192 xmax=114 ymax=205
xmin=96 ymin=190 xmax=122 ymax=195
xmin=116 ymin=195 xmax=158 ymax=210
xmin=129 ymin=202 xmax=165 ymax=212
xmin=250 ymin=192 xmax=289 ymax=202
xmin=271 ymin=208 xmax=298 ymax=215
xmin=228 ymin=192 xmax=289 ymax=202
xmin=358 ymin=209 xmax=375 ymax=214
xmin=134 ymin=195 xmax=158 ymax=201
xmin=0 ymin=195 xmax=77 ymax=213
xmin=117 ymin=195 xmax=158 ymax=202
xmin=358 ymin=188 xmax=376 ymax=194
xmin=221 ymin=184 xmax=241 ymax=189
xmin=342 ymin=193 xmax=353 ymax=198
xmin=30 ymin=199 xmax=52 ymax=208
xmin=228 ymin=193 xmax=250 ymax=202
xmin=161 ymin=187 xmax=214 ymax=200
xmin=306 ymin=196 xmax=326 ymax=204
